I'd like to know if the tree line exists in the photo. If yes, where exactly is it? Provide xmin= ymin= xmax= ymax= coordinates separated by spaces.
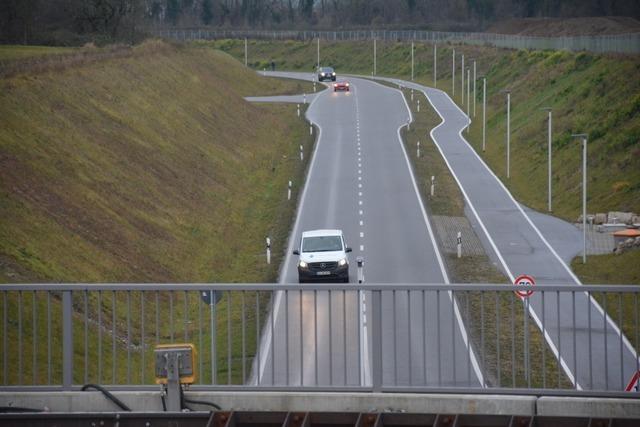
xmin=2 ymin=0 xmax=639 ymax=45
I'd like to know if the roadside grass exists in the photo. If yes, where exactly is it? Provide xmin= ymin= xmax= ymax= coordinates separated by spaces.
xmin=572 ymin=251 xmax=640 ymax=361
xmin=0 ymin=45 xmax=78 ymax=61
xmin=396 ymin=85 xmax=572 ymax=389
xmin=0 ymin=41 xmax=315 ymax=385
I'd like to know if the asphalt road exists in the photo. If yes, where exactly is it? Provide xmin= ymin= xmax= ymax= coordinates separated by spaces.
xmin=374 ymin=76 xmax=639 ymax=391
xmin=248 ymin=72 xmax=483 ymax=388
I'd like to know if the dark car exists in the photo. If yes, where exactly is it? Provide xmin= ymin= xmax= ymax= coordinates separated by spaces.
xmin=317 ymin=66 xmax=336 ymax=82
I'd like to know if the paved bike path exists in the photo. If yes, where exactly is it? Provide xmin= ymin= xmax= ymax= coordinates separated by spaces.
xmin=377 ymin=76 xmax=639 ymax=391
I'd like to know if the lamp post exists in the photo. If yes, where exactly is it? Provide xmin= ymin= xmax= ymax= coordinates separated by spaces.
xmin=373 ymin=38 xmax=377 ymax=76
xmin=411 ymin=41 xmax=414 ymax=81
xmin=433 ymin=43 xmax=437 ymax=87
xmin=461 ymin=54 xmax=465 ymax=105
xmin=501 ymin=90 xmax=511 ymax=178
xmin=466 ymin=67 xmax=470 ymax=133
xmin=317 ymin=37 xmax=320 ymax=69
xmin=572 ymin=133 xmax=588 ymax=264
xmin=452 ymin=48 xmax=455 ymax=96
xmin=541 ymin=108 xmax=553 ymax=212
xmin=482 ymin=76 xmax=487 ymax=152
xmin=473 ymin=60 xmax=477 ymax=117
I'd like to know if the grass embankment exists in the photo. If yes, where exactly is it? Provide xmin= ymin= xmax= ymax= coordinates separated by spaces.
xmin=397 ymin=86 xmax=570 ymax=388
xmin=0 ymin=41 xmax=316 ymax=385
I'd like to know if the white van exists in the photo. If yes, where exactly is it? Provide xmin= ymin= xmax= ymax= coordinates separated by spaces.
xmin=292 ymin=229 xmax=352 ymax=283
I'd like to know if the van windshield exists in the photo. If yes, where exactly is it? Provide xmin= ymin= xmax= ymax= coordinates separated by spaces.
xmin=302 ymin=236 xmax=343 ymax=252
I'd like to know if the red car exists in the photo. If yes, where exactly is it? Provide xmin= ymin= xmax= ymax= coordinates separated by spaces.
xmin=334 ymin=82 xmax=350 ymax=92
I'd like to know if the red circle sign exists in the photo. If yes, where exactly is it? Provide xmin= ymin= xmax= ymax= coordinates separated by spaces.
xmin=514 ymin=274 xmax=535 ymax=298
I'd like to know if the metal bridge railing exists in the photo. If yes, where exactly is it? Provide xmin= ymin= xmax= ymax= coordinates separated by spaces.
xmin=147 ymin=29 xmax=640 ymax=55
xmin=0 ymin=283 xmax=638 ymax=396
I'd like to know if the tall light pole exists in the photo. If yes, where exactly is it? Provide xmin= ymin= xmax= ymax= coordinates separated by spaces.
xmin=473 ymin=60 xmax=477 ymax=117
xmin=482 ymin=77 xmax=487 ymax=152
xmin=542 ymin=108 xmax=553 ymax=212
xmin=317 ymin=37 xmax=320 ymax=69
xmin=411 ymin=41 xmax=414 ymax=81
xmin=461 ymin=53 xmax=465 ymax=105
xmin=572 ymin=134 xmax=588 ymax=264
xmin=466 ymin=67 xmax=470 ymax=133
xmin=433 ymin=43 xmax=437 ymax=87
xmin=501 ymin=90 xmax=511 ymax=179
xmin=452 ymin=48 xmax=455 ymax=96
xmin=374 ymin=38 xmax=377 ymax=76
xmin=244 ymin=38 xmax=248 ymax=67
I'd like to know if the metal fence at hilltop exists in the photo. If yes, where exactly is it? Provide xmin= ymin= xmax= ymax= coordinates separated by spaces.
xmin=148 ymin=29 xmax=640 ymax=54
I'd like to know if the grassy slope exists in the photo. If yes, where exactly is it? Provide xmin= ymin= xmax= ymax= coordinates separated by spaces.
xmin=0 ymin=41 xmax=312 ymax=283
xmin=0 ymin=41 xmax=316 ymax=385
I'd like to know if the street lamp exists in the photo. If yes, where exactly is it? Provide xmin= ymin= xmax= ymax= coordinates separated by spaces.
xmin=541 ymin=108 xmax=553 ymax=212
xmin=572 ymin=133 xmax=588 ymax=264
xmin=411 ymin=41 xmax=414 ymax=81
xmin=501 ymin=90 xmax=512 ymax=178
xmin=473 ymin=60 xmax=477 ymax=117
xmin=481 ymin=76 xmax=487 ymax=151
xmin=433 ymin=43 xmax=437 ymax=87
xmin=461 ymin=53 xmax=465 ymax=105
xmin=452 ymin=48 xmax=455 ymax=96
xmin=466 ymin=67 xmax=470 ymax=133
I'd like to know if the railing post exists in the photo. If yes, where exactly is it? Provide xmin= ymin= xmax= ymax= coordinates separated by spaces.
xmin=371 ymin=289 xmax=382 ymax=392
xmin=62 ymin=290 xmax=73 ymax=389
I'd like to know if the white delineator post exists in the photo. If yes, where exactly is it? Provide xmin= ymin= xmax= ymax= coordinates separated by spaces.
xmin=287 ymin=180 xmax=292 ymax=201
xmin=457 ymin=232 xmax=462 ymax=258
xmin=266 ymin=237 xmax=271 ymax=264
xmin=303 ymin=93 xmax=306 ymax=104
xmin=430 ymin=175 xmax=435 ymax=197
xmin=417 ymin=99 xmax=420 ymax=112
xmin=417 ymin=140 xmax=420 ymax=158
xmin=300 ymin=144 xmax=304 ymax=160
xmin=297 ymin=104 xmax=300 ymax=117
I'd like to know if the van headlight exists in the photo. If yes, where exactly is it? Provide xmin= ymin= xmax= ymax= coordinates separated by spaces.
xmin=332 ymin=72 xmax=336 ymax=76
xmin=298 ymin=260 xmax=308 ymax=268
xmin=338 ymin=258 xmax=347 ymax=266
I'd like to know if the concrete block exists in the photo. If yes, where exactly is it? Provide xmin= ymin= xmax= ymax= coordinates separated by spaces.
xmin=537 ymin=396 xmax=640 ymax=419
xmin=594 ymin=213 xmax=607 ymax=225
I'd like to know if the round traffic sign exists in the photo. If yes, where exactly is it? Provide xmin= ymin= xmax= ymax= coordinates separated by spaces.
xmin=514 ymin=274 xmax=535 ymax=298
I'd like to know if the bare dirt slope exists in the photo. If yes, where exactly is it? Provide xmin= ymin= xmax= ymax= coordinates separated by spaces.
xmin=487 ymin=16 xmax=640 ymax=36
